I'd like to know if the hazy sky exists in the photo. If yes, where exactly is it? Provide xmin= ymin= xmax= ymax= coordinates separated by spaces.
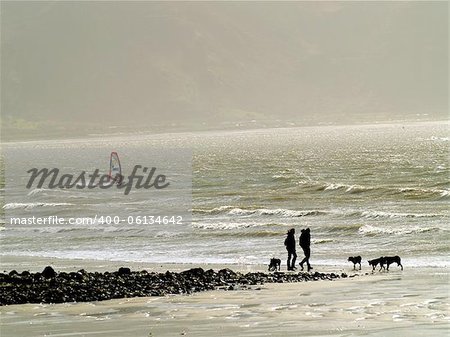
xmin=1 ymin=1 xmax=448 ymax=133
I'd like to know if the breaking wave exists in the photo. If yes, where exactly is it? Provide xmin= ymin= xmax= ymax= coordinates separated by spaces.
xmin=2 ymin=202 xmax=73 ymax=210
xmin=27 ymin=188 xmax=51 ymax=196
xmin=322 ymin=183 xmax=376 ymax=194
xmin=359 ymin=210 xmax=442 ymax=219
xmin=299 ymin=180 xmax=450 ymax=199
xmin=193 ymin=205 xmax=235 ymax=214
xmin=426 ymin=136 xmax=449 ymax=142
xmin=312 ymin=238 xmax=334 ymax=244
xmin=193 ymin=206 xmax=445 ymax=220
xmin=193 ymin=206 xmax=324 ymax=217
xmin=192 ymin=222 xmax=274 ymax=230
xmin=196 ymin=228 xmax=284 ymax=238
xmin=358 ymin=224 xmax=440 ymax=236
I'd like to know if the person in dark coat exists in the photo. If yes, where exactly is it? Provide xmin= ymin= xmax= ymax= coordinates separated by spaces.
xmin=299 ymin=228 xmax=313 ymax=271
xmin=284 ymin=228 xmax=297 ymax=271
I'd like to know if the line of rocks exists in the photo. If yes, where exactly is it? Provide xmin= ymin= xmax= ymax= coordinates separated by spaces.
xmin=0 ymin=266 xmax=347 ymax=305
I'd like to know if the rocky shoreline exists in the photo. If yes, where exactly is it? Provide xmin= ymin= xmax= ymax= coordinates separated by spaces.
xmin=0 ymin=266 xmax=347 ymax=305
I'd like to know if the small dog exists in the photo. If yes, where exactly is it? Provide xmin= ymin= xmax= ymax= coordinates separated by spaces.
xmin=268 ymin=258 xmax=281 ymax=271
xmin=368 ymin=257 xmax=385 ymax=271
xmin=348 ymin=256 xmax=362 ymax=270
xmin=382 ymin=256 xmax=403 ymax=271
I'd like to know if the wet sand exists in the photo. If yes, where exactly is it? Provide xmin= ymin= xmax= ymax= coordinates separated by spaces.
xmin=0 ymin=256 xmax=449 ymax=337
xmin=0 ymin=255 xmax=271 ymax=274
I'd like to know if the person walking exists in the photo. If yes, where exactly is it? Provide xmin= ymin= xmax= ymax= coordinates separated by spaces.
xmin=299 ymin=228 xmax=313 ymax=271
xmin=284 ymin=228 xmax=297 ymax=271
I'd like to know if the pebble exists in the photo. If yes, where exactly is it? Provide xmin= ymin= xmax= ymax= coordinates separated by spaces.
xmin=0 ymin=266 xmax=345 ymax=305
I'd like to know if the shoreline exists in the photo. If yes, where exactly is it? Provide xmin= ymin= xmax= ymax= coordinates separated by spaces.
xmin=3 ymin=119 xmax=447 ymax=144
xmin=0 ymin=254 xmax=408 ymax=274
xmin=1 ymin=266 xmax=448 ymax=337
xmin=1 ymin=263 xmax=345 ymax=306
xmin=1 ymin=256 xmax=448 ymax=336
xmin=0 ymin=254 xmax=274 ymax=274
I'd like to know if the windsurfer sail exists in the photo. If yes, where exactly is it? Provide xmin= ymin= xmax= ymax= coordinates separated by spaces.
xmin=109 ymin=152 xmax=123 ymax=185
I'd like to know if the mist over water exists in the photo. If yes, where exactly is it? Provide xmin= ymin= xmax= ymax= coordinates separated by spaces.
xmin=2 ymin=2 xmax=448 ymax=141
xmin=1 ymin=121 xmax=449 ymax=268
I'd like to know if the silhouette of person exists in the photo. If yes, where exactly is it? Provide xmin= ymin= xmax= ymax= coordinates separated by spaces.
xmin=284 ymin=228 xmax=297 ymax=271
xmin=299 ymin=228 xmax=312 ymax=271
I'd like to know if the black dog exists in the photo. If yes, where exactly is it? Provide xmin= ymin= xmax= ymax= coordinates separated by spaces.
xmin=268 ymin=258 xmax=281 ymax=271
xmin=368 ymin=257 xmax=385 ymax=271
xmin=382 ymin=256 xmax=403 ymax=271
xmin=348 ymin=256 xmax=362 ymax=270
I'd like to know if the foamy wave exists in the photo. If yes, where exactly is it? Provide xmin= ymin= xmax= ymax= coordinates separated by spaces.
xmin=192 ymin=222 xmax=262 ymax=230
xmin=439 ymin=190 xmax=450 ymax=198
xmin=196 ymin=229 xmax=283 ymax=237
xmin=312 ymin=238 xmax=334 ymax=244
xmin=27 ymin=188 xmax=50 ymax=196
xmin=26 ymin=188 xmax=70 ymax=196
xmin=230 ymin=208 xmax=321 ymax=217
xmin=3 ymin=251 xmax=449 ymax=268
xmin=271 ymin=174 xmax=291 ymax=181
xmin=360 ymin=210 xmax=441 ymax=219
xmin=303 ymin=180 xmax=379 ymax=194
xmin=358 ymin=224 xmax=438 ymax=236
xmin=193 ymin=206 xmax=444 ymax=220
xmin=324 ymin=183 xmax=346 ymax=191
xmin=299 ymin=180 xmax=449 ymax=199
xmin=427 ymin=136 xmax=449 ymax=142
xmin=193 ymin=206 xmax=323 ymax=218
xmin=3 ymin=202 xmax=73 ymax=210
xmin=259 ymin=209 xmax=322 ymax=217
xmin=229 ymin=208 xmax=257 ymax=216
xmin=397 ymin=187 xmax=450 ymax=199
xmin=192 ymin=206 xmax=235 ymax=214
xmin=321 ymin=183 xmax=376 ymax=193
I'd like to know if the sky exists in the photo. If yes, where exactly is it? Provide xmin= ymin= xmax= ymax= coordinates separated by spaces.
xmin=1 ymin=1 xmax=448 ymax=139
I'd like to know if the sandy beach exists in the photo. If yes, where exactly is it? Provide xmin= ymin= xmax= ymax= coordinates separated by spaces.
xmin=1 ymin=256 xmax=448 ymax=337
xmin=2 ymin=1 xmax=448 ymax=336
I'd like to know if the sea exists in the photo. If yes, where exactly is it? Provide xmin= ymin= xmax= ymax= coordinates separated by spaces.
xmin=1 ymin=121 xmax=449 ymax=269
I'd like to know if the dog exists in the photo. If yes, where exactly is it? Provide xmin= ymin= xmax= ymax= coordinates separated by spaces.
xmin=348 ymin=256 xmax=362 ymax=270
xmin=368 ymin=257 xmax=385 ymax=271
xmin=268 ymin=258 xmax=281 ymax=271
xmin=382 ymin=256 xmax=403 ymax=271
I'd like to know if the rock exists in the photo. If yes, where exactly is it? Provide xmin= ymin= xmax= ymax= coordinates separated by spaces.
xmin=182 ymin=267 xmax=204 ymax=276
xmin=69 ymin=272 xmax=83 ymax=281
xmin=118 ymin=267 xmax=131 ymax=276
xmin=8 ymin=270 xmax=18 ymax=277
xmin=0 ymin=267 xmax=347 ymax=305
xmin=42 ymin=266 xmax=57 ymax=279
xmin=218 ymin=268 xmax=237 ymax=278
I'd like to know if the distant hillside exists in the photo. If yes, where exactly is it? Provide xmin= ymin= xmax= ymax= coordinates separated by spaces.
xmin=1 ymin=2 xmax=447 ymax=140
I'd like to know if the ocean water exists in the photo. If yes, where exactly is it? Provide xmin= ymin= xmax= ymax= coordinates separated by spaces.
xmin=1 ymin=121 xmax=449 ymax=268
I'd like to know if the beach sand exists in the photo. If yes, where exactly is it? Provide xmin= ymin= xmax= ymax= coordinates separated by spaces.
xmin=1 ymin=256 xmax=449 ymax=336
